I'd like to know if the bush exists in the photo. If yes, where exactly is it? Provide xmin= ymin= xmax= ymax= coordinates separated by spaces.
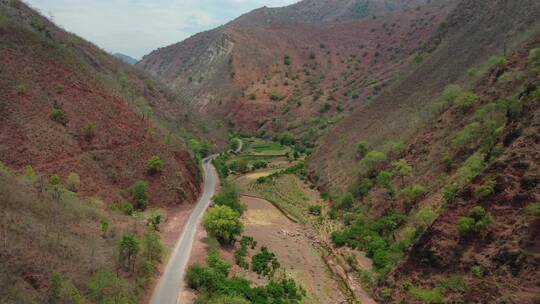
xmin=309 ymin=52 xmax=316 ymax=60
xmin=50 ymin=174 xmax=61 ymax=186
xmin=252 ymin=160 xmax=268 ymax=170
xmin=336 ymin=192 xmax=354 ymax=209
xmin=443 ymin=183 xmax=459 ymax=204
xmin=280 ymin=132 xmax=294 ymax=146
xmin=147 ymin=155 xmax=164 ymax=174
xmin=453 ymin=122 xmax=481 ymax=148
xmin=350 ymin=178 xmax=374 ymax=198
xmin=284 ymin=55 xmax=291 ymax=66
xmin=50 ymin=108 xmax=67 ymax=124
xmin=84 ymin=121 xmax=95 ymax=139
xmin=455 ymin=91 xmax=478 ymax=109
xmin=269 ymin=91 xmax=282 ymax=101
xmin=400 ymin=185 xmax=427 ymax=207
xmin=356 ymin=141 xmax=370 ymax=158
xmin=319 ymin=103 xmax=331 ymax=113
xmin=457 ymin=206 xmax=491 ymax=237
xmin=109 ymin=202 xmax=134 ymax=215
xmin=252 ymin=246 xmax=280 ymax=277
xmin=471 ymin=265 xmax=482 ymax=278
xmin=133 ymin=180 xmax=149 ymax=210
xmin=529 ymin=48 xmax=540 ymax=72
xmin=203 ymin=205 xmax=243 ymax=244
xmin=383 ymin=141 xmax=405 ymax=158
xmin=376 ymin=171 xmax=393 ymax=189
xmin=415 ymin=208 xmax=437 ymax=229
xmin=489 ymin=55 xmax=507 ymax=70
xmin=308 ymin=205 xmax=322 ymax=216
xmin=526 ymin=202 xmax=540 ymax=216
xmin=456 ymin=152 xmax=485 ymax=186
xmin=432 ymin=84 xmax=462 ymax=114
xmin=474 ymin=179 xmax=496 ymax=198
xmin=88 ymin=269 xmax=134 ymax=303
xmin=358 ymin=151 xmax=387 ymax=176
xmin=66 ymin=172 xmax=80 ymax=192
xmin=213 ymin=181 xmax=245 ymax=214
xmin=248 ymin=92 xmax=257 ymax=100
xmin=48 ymin=272 xmax=63 ymax=304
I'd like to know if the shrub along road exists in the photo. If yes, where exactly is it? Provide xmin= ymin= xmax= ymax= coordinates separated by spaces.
xmin=150 ymin=155 xmax=218 ymax=304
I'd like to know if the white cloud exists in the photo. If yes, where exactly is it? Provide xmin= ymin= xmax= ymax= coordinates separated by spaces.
xmin=24 ymin=0 xmax=298 ymax=59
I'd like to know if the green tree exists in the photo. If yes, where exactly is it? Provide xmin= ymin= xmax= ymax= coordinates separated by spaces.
xmin=280 ymin=132 xmax=294 ymax=146
xmin=142 ymin=228 xmax=164 ymax=262
xmin=147 ymin=155 xmax=164 ymax=174
xmin=118 ymin=233 xmax=140 ymax=271
xmin=358 ymin=151 xmax=387 ymax=176
xmin=133 ymin=180 xmax=149 ymax=210
xmin=203 ymin=205 xmax=243 ymax=244
xmin=392 ymin=159 xmax=412 ymax=185
xmin=213 ymin=181 xmax=245 ymax=214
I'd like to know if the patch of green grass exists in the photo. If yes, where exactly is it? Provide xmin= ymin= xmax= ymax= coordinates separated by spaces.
xmin=410 ymin=286 xmax=446 ymax=304
xmin=249 ymin=174 xmax=310 ymax=223
xmin=249 ymin=140 xmax=288 ymax=156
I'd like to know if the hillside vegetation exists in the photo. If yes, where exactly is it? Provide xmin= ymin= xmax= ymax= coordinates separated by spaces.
xmin=0 ymin=0 xmax=204 ymax=207
xmin=0 ymin=164 xmax=166 ymax=303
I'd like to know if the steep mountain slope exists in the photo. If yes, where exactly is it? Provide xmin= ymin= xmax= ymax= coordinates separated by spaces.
xmin=310 ymin=0 xmax=540 ymax=193
xmin=297 ymin=1 xmax=540 ymax=302
xmin=0 ymin=0 xmax=202 ymax=206
xmin=379 ymin=36 xmax=540 ymax=303
xmin=139 ymin=0 xmax=457 ymax=143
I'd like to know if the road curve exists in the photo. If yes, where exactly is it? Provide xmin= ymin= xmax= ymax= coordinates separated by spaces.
xmin=150 ymin=155 xmax=218 ymax=304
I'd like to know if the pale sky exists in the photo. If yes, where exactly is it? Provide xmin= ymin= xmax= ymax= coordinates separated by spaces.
xmin=24 ymin=0 xmax=298 ymax=59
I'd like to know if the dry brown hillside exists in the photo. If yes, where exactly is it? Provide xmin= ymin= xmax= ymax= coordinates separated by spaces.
xmin=139 ymin=0 xmax=457 ymax=143
xmin=309 ymin=0 xmax=540 ymax=193
xmin=0 ymin=0 xmax=203 ymax=207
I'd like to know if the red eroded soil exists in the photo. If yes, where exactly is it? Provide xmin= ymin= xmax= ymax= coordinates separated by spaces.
xmin=0 ymin=37 xmax=201 ymax=207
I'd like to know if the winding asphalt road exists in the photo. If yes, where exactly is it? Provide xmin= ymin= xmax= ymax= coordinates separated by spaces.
xmin=150 ymin=155 xmax=218 ymax=304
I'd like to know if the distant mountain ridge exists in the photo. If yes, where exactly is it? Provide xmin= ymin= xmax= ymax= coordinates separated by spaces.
xmin=113 ymin=52 xmax=138 ymax=65
xmin=139 ymin=0 xmax=457 ymax=141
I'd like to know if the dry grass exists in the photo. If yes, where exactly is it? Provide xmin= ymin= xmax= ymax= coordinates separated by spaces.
xmin=0 ymin=168 xmax=141 ymax=303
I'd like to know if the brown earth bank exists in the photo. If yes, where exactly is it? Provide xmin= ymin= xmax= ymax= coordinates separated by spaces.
xmin=0 ymin=0 xmax=203 ymax=207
